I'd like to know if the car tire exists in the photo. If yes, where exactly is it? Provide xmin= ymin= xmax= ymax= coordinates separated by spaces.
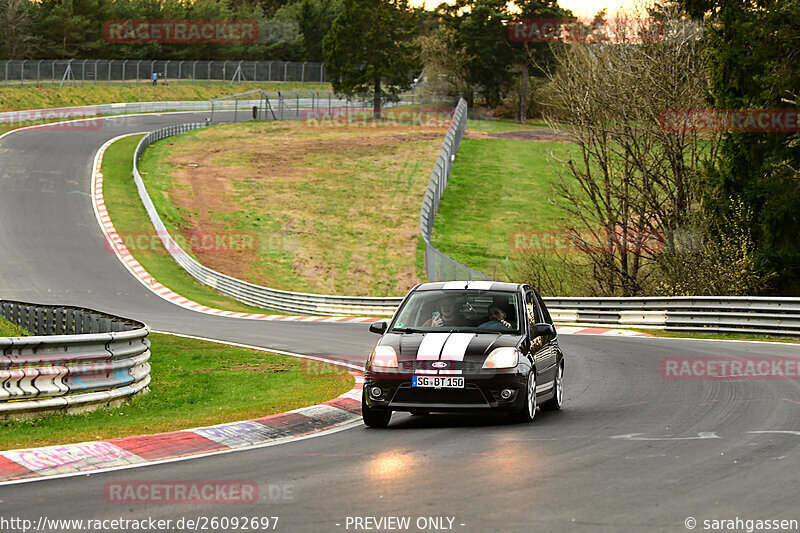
xmin=362 ymin=390 xmax=392 ymax=428
xmin=542 ymin=362 xmax=564 ymax=411
xmin=510 ymin=370 xmax=537 ymax=423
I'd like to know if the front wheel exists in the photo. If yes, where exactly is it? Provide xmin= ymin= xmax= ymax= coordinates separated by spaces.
xmin=542 ymin=363 xmax=564 ymax=411
xmin=510 ymin=370 xmax=537 ymax=423
xmin=362 ymin=390 xmax=392 ymax=428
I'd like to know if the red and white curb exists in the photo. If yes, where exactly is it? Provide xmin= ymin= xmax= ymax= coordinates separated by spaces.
xmin=556 ymin=326 xmax=651 ymax=337
xmin=0 ymin=372 xmax=365 ymax=484
xmin=91 ymin=134 xmax=381 ymax=324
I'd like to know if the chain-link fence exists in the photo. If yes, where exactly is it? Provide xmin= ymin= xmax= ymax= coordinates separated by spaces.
xmin=420 ymin=98 xmax=491 ymax=282
xmin=0 ymin=59 xmax=329 ymax=87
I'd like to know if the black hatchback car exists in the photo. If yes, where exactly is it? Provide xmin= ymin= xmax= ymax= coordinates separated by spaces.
xmin=363 ymin=281 xmax=564 ymax=427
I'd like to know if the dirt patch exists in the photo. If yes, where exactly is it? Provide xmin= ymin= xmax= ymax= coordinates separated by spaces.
xmin=485 ymin=129 xmax=574 ymax=142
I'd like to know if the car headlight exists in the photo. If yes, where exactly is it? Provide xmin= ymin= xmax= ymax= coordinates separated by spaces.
xmin=370 ymin=345 xmax=398 ymax=368
xmin=482 ymin=347 xmax=519 ymax=369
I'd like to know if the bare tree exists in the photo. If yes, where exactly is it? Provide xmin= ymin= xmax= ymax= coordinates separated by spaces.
xmin=416 ymin=25 xmax=473 ymax=103
xmin=538 ymin=10 xmax=713 ymax=296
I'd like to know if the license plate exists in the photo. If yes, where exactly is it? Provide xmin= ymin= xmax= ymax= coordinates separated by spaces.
xmin=412 ymin=376 xmax=464 ymax=388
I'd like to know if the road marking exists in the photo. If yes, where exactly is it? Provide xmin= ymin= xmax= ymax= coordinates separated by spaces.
xmin=748 ymin=430 xmax=800 ymax=436
xmin=611 ymin=432 xmax=720 ymax=441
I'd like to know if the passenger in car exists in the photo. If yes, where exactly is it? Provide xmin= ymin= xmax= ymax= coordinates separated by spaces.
xmin=479 ymin=304 xmax=512 ymax=330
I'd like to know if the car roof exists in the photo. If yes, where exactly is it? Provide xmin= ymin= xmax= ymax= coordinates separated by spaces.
xmin=413 ymin=281 xmax=524 ymax=293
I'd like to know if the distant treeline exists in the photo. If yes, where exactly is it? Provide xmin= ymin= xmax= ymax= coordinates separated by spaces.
xmin=0 ymin=0 xmax=343 ymax=61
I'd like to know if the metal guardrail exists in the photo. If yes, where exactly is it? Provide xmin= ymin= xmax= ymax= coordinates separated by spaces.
xmin=0 ymin=91 xmax=421 ymax=125
xmin=131 ymin=123 xmax=403 ymax=315
xmin=2 ymin=59 xmax=329 ymax=87
xmin=544 ymin=297 xmax=800 ymax=336
xmin=0 ymin=300 xmax=151 ymax=418
xmin=419 ymin=98 xmax=491 ymax=282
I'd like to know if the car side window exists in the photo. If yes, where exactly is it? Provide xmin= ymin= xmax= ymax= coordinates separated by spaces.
xmin=525 ymin=291 xmax=538 ymax=328
xmin=534 ymin=292 xmax=552 ymax=324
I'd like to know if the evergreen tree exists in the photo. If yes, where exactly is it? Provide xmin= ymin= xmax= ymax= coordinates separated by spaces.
xmin=323 ymin=0 xmax=417 ymax=119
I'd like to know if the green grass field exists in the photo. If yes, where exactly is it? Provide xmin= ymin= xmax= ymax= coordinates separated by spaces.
xmin=431 ymin=137 xmax=580 ymax=279
xmin=0 ymin=81 xmax=331 ymax=112
xmin=0 ymin=332 xmax=353 ymax=450
xmin=136 ymin=120 xmax=442 ymax=296
xmin=101 ymin=135 xmax=276 ymax=313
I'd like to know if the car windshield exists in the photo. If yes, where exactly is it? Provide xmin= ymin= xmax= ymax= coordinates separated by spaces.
xmin=392 ymin=290 xmax=520 ymax=333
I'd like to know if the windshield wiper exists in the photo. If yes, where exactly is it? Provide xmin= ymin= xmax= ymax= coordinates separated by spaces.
xmin=394 ymin=327 xmax=422 ymax=334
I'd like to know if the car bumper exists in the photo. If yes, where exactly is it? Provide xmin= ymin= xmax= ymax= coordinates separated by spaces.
xmin=363 ymin=369 xmax=528 ymax=412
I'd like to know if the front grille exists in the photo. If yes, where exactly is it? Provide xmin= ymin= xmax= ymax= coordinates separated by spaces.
xmin=390 ymin=383 xmax=489 ymax=406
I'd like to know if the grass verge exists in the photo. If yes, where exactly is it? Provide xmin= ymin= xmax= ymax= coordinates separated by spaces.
xmin=431 ymin=137 xmax=580 ymax=278
xmin=101 ymin=135 xmax=276 ymax=314
xmin=626 ymin=328 xmax=800 ymax=344
xmin=0 ymin=332 xmax=354 ymax=450
xmin=0 ymin=318 xmax=29 ymax=337
xmin=0 ymin=82 xmax=330 ymax=112
xmin=467 ymin=118 xmax=548 ymax=132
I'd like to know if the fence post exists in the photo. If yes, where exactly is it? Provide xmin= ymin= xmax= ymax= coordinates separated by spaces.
xmin=320 ymin=63 xmax=324 ymax=82
xmin=94 ymin=59 xmax=99 ymax=85
xmin=20 ymin=59 xmax=25 ymax=87
xmin=301 ymin=61 xmax=306 ymax=82
xmin=122 ymin=59 xmax=127 ymax=83
xmin=4 ymin=61 xmax=7 ymax=87
xmin=108 ymin=60 xmax=112 ymax=84
xmin=37 ymin=59 xmax=41 ymax=85
xmin=268 ymin=61 xmax=272 ymax=81
xmin=284 ymin=62 xmax=288 ymax=82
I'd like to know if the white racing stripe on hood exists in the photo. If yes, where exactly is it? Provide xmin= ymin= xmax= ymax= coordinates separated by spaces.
xmin=438 ymin=333 xmax=474 ymax=375
xmin=416 ymin=333 xmax=449 ymax=374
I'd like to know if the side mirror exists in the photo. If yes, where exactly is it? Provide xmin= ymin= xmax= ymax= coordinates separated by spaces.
xmin=369 ymin=321 xmax=388 ymax=335
xmin=530 ymin=323 xmax=556 ymax=339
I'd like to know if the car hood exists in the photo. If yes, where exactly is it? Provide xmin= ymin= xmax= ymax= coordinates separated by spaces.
xmin=379 ymin=331 xmax=523 ymax=367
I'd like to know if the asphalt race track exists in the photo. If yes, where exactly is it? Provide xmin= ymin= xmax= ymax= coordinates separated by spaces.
xmin=1 ymin=112 xmax=799 ymax=532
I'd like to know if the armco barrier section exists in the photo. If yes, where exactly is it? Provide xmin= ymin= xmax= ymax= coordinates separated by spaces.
xmin=419 ymin=98 xmax=490 ymax=282
xmin=0 ymin=300 xmax=151 ymax=417
xmin=544 ymin=296 xmax=800 ymax=336
xmin=0 ymin=91 xmax=422 ymax=125
xmin=131 ymin=123 xmax=403 ymax=315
